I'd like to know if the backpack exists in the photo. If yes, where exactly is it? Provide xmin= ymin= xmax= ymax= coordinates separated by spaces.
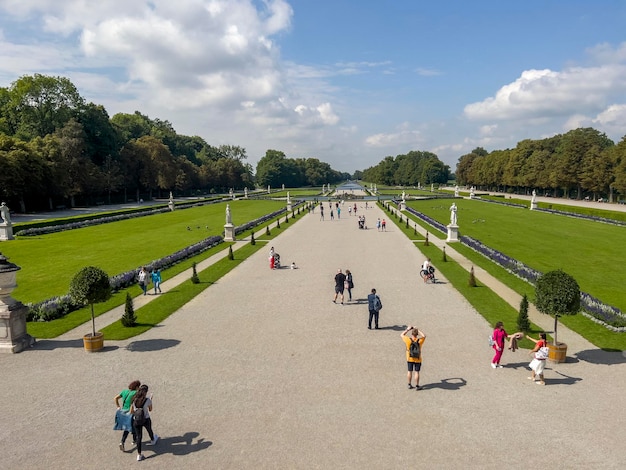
xmin=374 ymin=296 xmax=382 ymax=311
xmin=409 ymin=339 xmax=421 ymax=359
xmin=133 ymin=398 xmax=147 ymax=426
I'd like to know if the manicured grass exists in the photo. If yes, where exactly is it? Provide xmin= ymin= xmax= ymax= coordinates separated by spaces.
xmin=2 ymin=200 xmax=283 ymax=304
xmin=102 ymin=242 xmax=264 ymax=339
xmin=270 ymin=189 xmax=322 ymax=197
xmin=402 ymin=199 xmax=626 ymax=350
xmin=407 ymin=198 xmax=626 ymax=312
xmin=26 ymin=241 xmax=232 ymax=338
xmin=26 ymin=205 xmax=307 ymax=339
xmin=380 ymin=205 xmax=545 ymax=350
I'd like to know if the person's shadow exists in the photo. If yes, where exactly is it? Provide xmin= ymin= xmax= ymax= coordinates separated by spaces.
xmin=142 ymin=432 xmax=212 ymax=459
xmin=421 ymin=378 xmax=467 ymax=391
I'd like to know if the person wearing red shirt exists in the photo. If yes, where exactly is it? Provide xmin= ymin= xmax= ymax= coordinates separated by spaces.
xmin=491 ymin=321 xmax=512 ymax=368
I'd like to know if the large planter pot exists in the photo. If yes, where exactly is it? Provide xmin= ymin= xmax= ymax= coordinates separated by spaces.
xmin=83 ymin=332 xmax=104 ymax=352
xmin=548 ymin=342 xmax=567 ymax=363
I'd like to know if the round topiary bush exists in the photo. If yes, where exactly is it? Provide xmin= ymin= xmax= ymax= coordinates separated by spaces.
xmin=69 ymin=266 xmax=111 ymax=336
xmin=535 ymin=269 xmax=580 ymax=344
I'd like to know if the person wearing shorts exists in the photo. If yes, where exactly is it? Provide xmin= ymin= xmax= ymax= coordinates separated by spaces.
xmin=333 ymin=269 xmax=346 ymax=304
xmin=401 ymin=326 xmax=426 ymax=390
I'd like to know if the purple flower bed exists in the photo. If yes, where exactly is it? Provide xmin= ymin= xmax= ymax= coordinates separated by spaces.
xmin=406 ymin=206 xmax=626 ymax=330
xmin=534 ymin=207 xmax=626 ymax=227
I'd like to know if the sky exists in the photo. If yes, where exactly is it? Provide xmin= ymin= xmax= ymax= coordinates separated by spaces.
xmin=1 ymin=0 xmax=626 ymax=174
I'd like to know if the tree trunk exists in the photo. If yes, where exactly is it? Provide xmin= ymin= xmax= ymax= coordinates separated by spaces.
xmin=554 ymin=315 xmax=559 ymax=345
xmin=91 ymin=304 xmax=96 ymax=337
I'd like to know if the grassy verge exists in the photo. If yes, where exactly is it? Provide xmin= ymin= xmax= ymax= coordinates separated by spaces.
xmin=101 ymin=242 xmax=263 ymax=339
xmin=97 ymin=208 xmax=305 ymax=340
xmin=380 ymin=203 xmax=547 ymax=350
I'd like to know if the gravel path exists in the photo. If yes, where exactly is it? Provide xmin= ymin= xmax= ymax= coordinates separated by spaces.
xmin=1 ymin=199 xmax=625 ymax=469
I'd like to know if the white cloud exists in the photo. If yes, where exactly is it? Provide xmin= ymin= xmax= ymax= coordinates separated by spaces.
xmin=464 ymin=65 xmax=626 ymax=121
xmin=365 ymin=124 xmax=423 ymax=148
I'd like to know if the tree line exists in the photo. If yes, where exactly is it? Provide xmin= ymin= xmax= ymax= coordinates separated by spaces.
xmin=456 ymin=127 xmax=626 ymax=201
xmin=0 ymin=74 xmax=346 ymax=212
xmin=360 ymin=150 xmax=451 ymax=186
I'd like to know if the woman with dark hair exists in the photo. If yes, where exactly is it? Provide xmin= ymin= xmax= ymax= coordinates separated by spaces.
xmin=491 ymin=321 xmax=512 ymax=368
xmin=527 ymin=332 xmax=548 ymax=385
xmin=114 ymin=380 xmax=141 ymax=452
xmin=131 ymin=384 xmax=159 ymax=461
xmin=345 ymin=270 xmax=354 ymax=302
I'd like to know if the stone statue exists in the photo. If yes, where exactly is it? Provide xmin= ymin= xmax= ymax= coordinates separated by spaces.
xmin=225 ymin=204 xmax=232 ymax=225
xmin=450 ymin=203 xmax=457 ymax=225
xmin=401 ymin=191 xmax=406 ymax=202
xmin=287 ymin=192 xmax=291 ymax=204
xmin=531 ymin=190 xmax=537 ymax=203
xmin=470 ymin=186 xmax=475 ymax=198
xmin=0 ymin=202 xmax=11 ymax=225
xmin=454 ymin=185 xmax=459 ymax=197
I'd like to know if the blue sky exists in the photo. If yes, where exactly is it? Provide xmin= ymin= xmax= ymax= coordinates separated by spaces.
xmin=1 ymin=1 xmax=626 ymax=174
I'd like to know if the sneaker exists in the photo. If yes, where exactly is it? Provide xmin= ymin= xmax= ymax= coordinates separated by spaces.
xmin=407 ymin=384 xmax=413 ymax=389
xmin=147 ymin=435 xmax=159 ymax=446
xmin=497 ymin=365 xmax=503 ymax=368
xmin=119 ymin=442 xmax=125 ymax=452
xmin=415 ymin=386 xmax=423 ymax=391
xmin=490 ymin=363 xmax=497 ymax=369
xmin=137 ymin=454 xmax=145 ymax=461
xmin=536 ymin=381 xmax=545 ymax=386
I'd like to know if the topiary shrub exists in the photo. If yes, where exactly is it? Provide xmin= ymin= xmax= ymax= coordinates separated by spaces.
xmin=442 ymin=246 xmax=447 ymax=262
xmin=266 ymin=226 xmax=270 ymax=236
xmin=276 ymin=219 xmax=281 ymax=229
xmin=535 ymin=270 xmax=580 ymax=345
xmin=424 ymin=232 xmax=429 ymax=246
xmin=69 ymin=266 xmax=112 ymax=337
xmin=121 ymin=292 xmax=137 ymax=327
xmin=191 ymin=262 xmax=200 ymax=284
xmin=516 ymin=294 xmax=530 ymax=333
xmin=468 ymin=266 xmax=477 ymax=287
xmin=228 ymin=245 xmax=234 ymax=260
xmin=250 ymin=231 xmax=256 ymax=245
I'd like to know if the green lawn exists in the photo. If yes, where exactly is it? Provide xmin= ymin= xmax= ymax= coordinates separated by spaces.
xmin=2 ymin=200 xmax=283 ymax=304
xmin=407 ymin=198 xmax=626 ymax=313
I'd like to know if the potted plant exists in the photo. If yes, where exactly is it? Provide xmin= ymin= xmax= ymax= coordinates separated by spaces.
xmin=69 ymin=266 xmax=112 ymax=352
xmin=534 ymin=270 xmax=580 ymax=363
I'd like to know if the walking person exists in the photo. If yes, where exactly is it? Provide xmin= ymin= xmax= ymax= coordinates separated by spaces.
xmin=131 ymin=384 xmax=159 ymax=462
xmin=376 ymin=218 xmax=381 ymax=231
xmin=114 ymin=380 xmax=141 ymax=452
xmin=367 ymin=288 xmax=382 ymax=329
xmin=269 ymin=247 xmax=275 ymax=270
xmin=330 ymin=209 xmax=334 ymax=220
xmin=137 ymin=267 xmax=149 ymax=295
xmin=345 ymin=269 xmax=354 ymax=301
xmin=527 ymin=332 xmax=548 ymax=385
xmin=401 ymin=326 xmax=426 ymax=390
xmin=337 ymin=207 xmax=341 ymax=219
xmin=381 ymin=219 xmax=386 ymax=231
xmin=333 ymin=269 xmax=346 ymax=304
xmin=151 ymin=269 xmax=162 ymax=294
xmin=491 ymin=321 xmax=512 ymax=368
xmin=320 ymin=206 xmax=324 ymax=221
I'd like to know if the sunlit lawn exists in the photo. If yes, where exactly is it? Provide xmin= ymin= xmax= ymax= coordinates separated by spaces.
xmin=407 ymin=199 xmax=626 ymax=313
xmin=2 ymin=200 xmax=283 ymax=304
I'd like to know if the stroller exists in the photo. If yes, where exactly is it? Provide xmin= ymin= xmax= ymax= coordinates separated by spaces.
xmin=273 ymin=252 xmax=281 ymax=269
xmin=420 ymin=266 xmax=436 ymax=283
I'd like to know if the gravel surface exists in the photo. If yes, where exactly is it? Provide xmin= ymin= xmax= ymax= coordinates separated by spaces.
xmin=1 ymin=199 xmax=625 ymax=469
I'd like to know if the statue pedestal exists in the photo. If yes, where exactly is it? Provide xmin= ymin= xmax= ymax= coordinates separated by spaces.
xmin=530 ymin=201 xmax=537 ymax=210
xmin=168 ymin=201 xmax=175 ymax=211
xmin=0 ymin=300 xmax=35 ymax=353
xmin=224 ymin=223 xmax=236 ymax=242
xmin=0 ymin=224 xmax=14 ymax=241
xmin=287 ymin=203 xmax=292 ymax=212
xmin=399 ymin=202 xmax=406 ymax=211
xmin=446 ymin=224 xmax=459 ymax=242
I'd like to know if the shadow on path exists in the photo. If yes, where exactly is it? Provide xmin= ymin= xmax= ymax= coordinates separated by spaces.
xmin=575 ymin=348 xmax=626 ymax=365
xmin=422 ymin=377 xmax=467 ymax=391
xmin=147 ymin=432 xmax=212 ymax=458
xmin=125 ymin=339 xmax=181 ymax=352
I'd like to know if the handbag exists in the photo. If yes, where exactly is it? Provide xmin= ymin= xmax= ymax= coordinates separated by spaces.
xmin=534 ymin=346 xmax=549 ymax=360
